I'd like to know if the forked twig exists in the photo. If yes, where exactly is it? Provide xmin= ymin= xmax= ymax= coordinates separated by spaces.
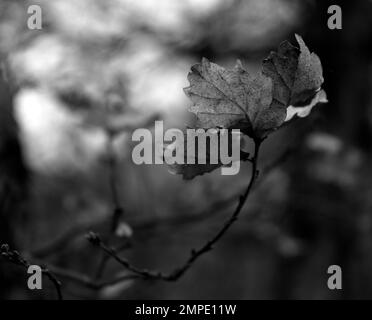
xmin=31 ymin=145 xmax=293 ymax=259
xmin=87 ymin=140 xmax=262 ymax=282
xmin=24 ymin=142 xmax=289 ymax=293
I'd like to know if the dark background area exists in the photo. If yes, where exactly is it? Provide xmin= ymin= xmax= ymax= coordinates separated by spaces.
xmin=1 ymin=0 xmax=372 ymax=299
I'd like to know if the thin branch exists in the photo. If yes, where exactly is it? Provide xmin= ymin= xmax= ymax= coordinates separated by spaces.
xmin=166 ymin=139 xmax=262 ymax=280
xmin=106 ymin=133 xmax=124 ymax=232
xmin=30 ymin=219 xmax=105 ymax=258
xmin=31 ymin=145 xmax=293 ymax=259
xmin=1 ymin=250 xmax=138 ymax=292
xmin=0 ymin=244 xmax=63 ymax=300
xmin=135 ymin=145 xmax=293 ymax=233
xmin=21 ymin=140 xmax=290 ymax=292
xmin=94 ymin=131 xmax=125 ymax=280
xmin=46 ymin=264 xmax=140 ymax=290
xmin=87 ymin=139 xmax=262 ymax=282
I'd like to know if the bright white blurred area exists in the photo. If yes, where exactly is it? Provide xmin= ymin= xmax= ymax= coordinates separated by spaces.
xmin=14 ymin=88 xmax=107 ymax=173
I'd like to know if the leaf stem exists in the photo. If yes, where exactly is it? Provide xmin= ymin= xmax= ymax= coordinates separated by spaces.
xmin=165 ymin=139 xmax=261 ymax=280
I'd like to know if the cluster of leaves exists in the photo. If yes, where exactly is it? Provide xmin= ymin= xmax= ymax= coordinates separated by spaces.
xmin=171 ymin=34 xmax=327 ymax=179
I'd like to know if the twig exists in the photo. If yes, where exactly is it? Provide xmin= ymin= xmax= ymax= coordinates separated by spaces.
xmin=135 ymin=145 xmax=294 ymax=232
xmin=30 ymin=219 xmax=106 ymax=258
xmin=22 ymin=140 xmax=290 ymax=293
xmin=31 ymin=145 xmax=293 ymax=259
xmin=87 ymin=139 xmax=262 ymax=282
xmin=46 ymin=264 xmax=140 ymax=290
xmin=106 ymin=133 xmax=124 ymax=232
xmin=2 ymin=246 xmax=137 ymax=293
xmin=0 ymin=244 xmax=63 ymax=300
xmin=94 ymin=127 xmax=126 ymax=280
xmin=166 ymin=139 xmax=262 ymax=280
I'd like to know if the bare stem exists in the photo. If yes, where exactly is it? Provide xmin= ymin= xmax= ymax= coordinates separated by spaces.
xmin=46 ymin=264 xmax=140 ymax=290
xmin=94 ymin=132 xmax=125 ymax=280
xmin=0 ymin=244 xmax=63 ymax=300
xmin=22 ymin=139 xmax=286 ymax=293
xmin=88 ymin=139 xmax=262 ymax=282
xmin=106 ymin=133 xmax=124 ymax=232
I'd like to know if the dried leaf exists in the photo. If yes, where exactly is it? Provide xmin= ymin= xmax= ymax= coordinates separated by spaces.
xmin=177 ymin=35 xmax=326 ymax=179
xmin=185 ymin=58 xmax=285 ymax=139
xmin=165 ymin=129 xmax=246 ymax=180
xmin=285 ymin=89 xmax=327 ymax=122
xmin=262 ymin=34 xmax=324 ymax=107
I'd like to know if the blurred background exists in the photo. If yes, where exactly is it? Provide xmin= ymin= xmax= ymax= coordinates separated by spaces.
xmin=1 ymin=0 xmax=372 ymax=299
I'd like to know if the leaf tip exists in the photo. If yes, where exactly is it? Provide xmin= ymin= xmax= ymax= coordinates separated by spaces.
xmin=235 ymin=59 xmax=244 ymax=70
xmin=201 ymin=57 xmax=210 ymax=66
xmin=294 ymin=33 xmax=304 ymax=46
xmin=183 ymin=86 xmax=191 ymax=97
